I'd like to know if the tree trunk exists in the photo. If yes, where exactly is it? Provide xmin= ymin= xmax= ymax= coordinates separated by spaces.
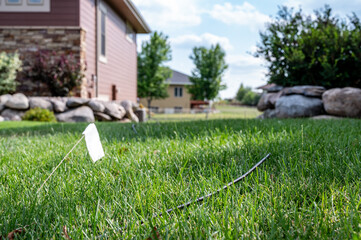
xmin=147 ymin=98 xmax=152 ymax=119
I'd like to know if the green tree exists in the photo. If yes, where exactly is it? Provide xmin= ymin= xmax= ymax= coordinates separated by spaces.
xmin=137 ymin=32 xmax=172 ymax=118
xmin=187 ymin=44 xmax=228 ymax=100
xmin=256 ymin=5 xmax=361 ymax=88
xmin=241 ymin=91 xmax=261 ymax=106
xmin=235 ymin=83 xmax=251 ymax=102
xmin=0 ymin=52 xmax=22 ymax=95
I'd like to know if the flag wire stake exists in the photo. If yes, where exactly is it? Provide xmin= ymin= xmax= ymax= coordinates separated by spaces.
xmin=37 ymin=135 xmax=85 ymax=194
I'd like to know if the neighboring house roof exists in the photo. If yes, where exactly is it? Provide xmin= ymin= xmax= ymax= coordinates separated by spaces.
xmin=107 ymin=0 xmax=151 ymax=33
xmin=168 ymin=70 xmax=192 ymax=85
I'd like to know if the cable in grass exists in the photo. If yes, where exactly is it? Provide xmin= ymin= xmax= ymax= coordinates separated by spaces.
xmin=132 ymin=124 xmax=138 ymax=135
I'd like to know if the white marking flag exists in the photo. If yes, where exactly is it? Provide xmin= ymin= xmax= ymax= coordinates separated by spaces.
xmin=82 ymin=123 xmax=104 ymax=162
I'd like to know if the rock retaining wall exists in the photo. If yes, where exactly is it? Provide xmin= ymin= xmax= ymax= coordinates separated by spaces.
xmin=0 ymin=27 xmax=87 ymax=97
xmin=257 ymin=86 xmax=361 ymax=119
xmin=0 ymin=93 xmax=145 ymax=123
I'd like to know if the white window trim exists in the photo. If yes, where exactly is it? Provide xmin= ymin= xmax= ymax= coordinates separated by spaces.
xmin=6 ymin=0 xmax=22 ymax=5
xmin=98 ymin=2 xmax=107 ymax=63
xmin=27 ymin=0 xmax=44 ymax=5
xmin=126 ymin=22 xmax=135 ymax=43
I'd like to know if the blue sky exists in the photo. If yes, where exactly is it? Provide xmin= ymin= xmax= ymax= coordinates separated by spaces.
xmin=133 ymin=0 xmax=361 ymax=99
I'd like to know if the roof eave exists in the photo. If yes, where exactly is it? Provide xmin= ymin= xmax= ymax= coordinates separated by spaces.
xmin=106 ymin=0 xmax=151 ymax=34
xmin=124 ymin=0 xmax=151 ymax=33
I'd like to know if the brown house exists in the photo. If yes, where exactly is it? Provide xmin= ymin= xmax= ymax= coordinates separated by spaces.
xmin=140 ymin=70 xmax=193 ymax=113
xmin=0 ymin=0 xmax=150 ymax=102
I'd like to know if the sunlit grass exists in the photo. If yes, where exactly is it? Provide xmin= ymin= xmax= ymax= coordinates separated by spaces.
xmin=151 ymin=105 xmax=261 ymax=121
xmin=0 ymin=118 xmax=360 ymax=239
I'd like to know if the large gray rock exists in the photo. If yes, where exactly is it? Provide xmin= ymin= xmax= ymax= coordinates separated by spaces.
xmin=283 ymin=86 xmax=325 ymax=98
xmin=257 ymin=109 xmax=279 ymax=119
xmin=5 ymin=93 xmax=29 ymax=110
xmin=104 ymin=102 xmax=126 ymax=120
xmin=1 ymin=109 xmax=25 ymax=121
xmin=51 ymin=99 xmax=67 ymax=113
xmin=0 ymin=103 xmax=4 ymax=113
xmin=88 ymin=100 xmax=105 ymax=112
xmin=29 ymin=97 xmax=53 ymax=111
xmin=120 ymin=100 xmax=139 ymax=122
xmin=322 ymin=87 xmax=361 ymax=118
xmin=311 ymin=115 xmax=342 ymax=120
xmin=0 ymin=94 xmax=11 ymax=104
xmin=66 ymin=98 xmax=89 ymax=108
xmin=0 ymin=116 xmax=4 ymax=122
xmin=94 ymin=112 xmax=112 ymax=121
xmin=275 ymin=95 xmax=324 ymax=118
xmin=56 ymin=106 xmax=94 ymax=122
xmin=257 ymin=92 xmax=282 ymax=111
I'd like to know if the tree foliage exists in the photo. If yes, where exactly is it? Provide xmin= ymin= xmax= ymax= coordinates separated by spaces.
xmin=187 ymin=44 xmax=228 ymax=100
xmin=235 ymin=84 xmax=261 ymax=106
xmin=256 ymin=5 xmax=361 ymax=88
xmin=0 ymin=52 xmax=22 ymax=95
xmin=137 ymin=32 xmax=172 ymax=109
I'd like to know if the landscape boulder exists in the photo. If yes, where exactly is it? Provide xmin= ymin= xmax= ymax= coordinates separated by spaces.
xmin=56 ymin=106 xmax=94 ymax=122
xmin=322 ymin=87 xmax=361 ymax=118
xmin=121 ymin=100 xmax=139 ymax=122
xmin=275 ymin=95 xmax=324 ymax=118
xmin=257 ymin=92 xmax=282 ymax=111
xmin=257 ymin=109 xmax=279 ymax=119
xmin=0 ymin=116 xmax=4 ymax=122
xmin=1 ymin=109 xmax=25 ymax=121
xmin=0 ymin=94 xmax=11 ymax=104
xmin=51 ymin=99 xmax=67 ymax=113
xmin=5 ymin=93 xmax=29 ymax=110
xmin=311 ymin=115 xmax=342 ymax=120
xmin=283 ymin=86 xmax=325 ymax=98
xmin=0 ymin=103 xmax=4 ymax=113
xmin=66 ymin=98 xmax=89 ymax=108
xmin=94 ymin=112 xmax=112 ymax=121
xmin=104 ymin=102 xmax=126 ymax=120
xmin=88 ymin=100 xmax=105 ymax=113
xmin=29 ymin=97 xmax=53 ymax=111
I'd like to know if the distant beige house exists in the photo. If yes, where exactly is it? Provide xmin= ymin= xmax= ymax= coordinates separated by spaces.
xmin=140 ymin=70 xmax=193 ymax=113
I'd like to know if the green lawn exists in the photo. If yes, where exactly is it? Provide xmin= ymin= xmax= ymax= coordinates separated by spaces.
xmin=151 ymin=105 xmax=261 ymax=121
xmin=1 ymin=119 xmax=361 ymax=239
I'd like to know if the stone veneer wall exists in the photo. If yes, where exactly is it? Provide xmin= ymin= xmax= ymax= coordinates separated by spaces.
xmin=0 ymin=27 xmax=87 ymax=97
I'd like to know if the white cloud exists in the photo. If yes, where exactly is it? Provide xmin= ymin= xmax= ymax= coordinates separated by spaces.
xmin=220 ymin=53 xmax=267 ymax=98
xmin=208 ymin=2 xmax=271 ymax=31
xmin=132 ymin=0 xmax=202 ymax=29
xmin=170 ymin=33 xmax=233 ymax=50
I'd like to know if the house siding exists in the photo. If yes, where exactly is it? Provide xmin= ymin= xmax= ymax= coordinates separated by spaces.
xmin=0 ymin=0 xmax=80 ymax=26
xmin=97 ymin=0 xmax=137 ymax=102
xmin=140 ymin=85 xmax=192 ymax=111
xmin=80 ymin=0 xmax=97 ymax=98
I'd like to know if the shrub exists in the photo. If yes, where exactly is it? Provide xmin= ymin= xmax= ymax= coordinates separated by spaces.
xmin=0 ymin=52 xmax=22 ymax=95
xmin=241 ymin=91 xmax=261 ymax=106
xmin=235 ymin=84 xmax=261 ymax=106
xmin=29 ymin=51 xmax=84 ymax=96
xmin=256 ymin=5 xmax=361 ymax=88
xmin=22 ymin=107 xmax=57 ymax=122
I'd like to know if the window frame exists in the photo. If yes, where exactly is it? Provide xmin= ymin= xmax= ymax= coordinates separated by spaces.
xmin=99 ymin=3 xmax=107 ymax=63
xmin=126 ymin=22 xmax=136 ymax=43
xmin=27 ymin=0 xmax=43 ymax=5
xmin=6 ymin=0 xmax=22 ymax=5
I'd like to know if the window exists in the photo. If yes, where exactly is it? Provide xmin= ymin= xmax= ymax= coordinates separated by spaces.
xmin=6 ymin=0 xmax=22 ymax=5
xmin=28 ymin=0 xmax=43 ymax=5
xmin=126 ymin=23 xmax=136 ymax=43
xmin=174 ymin=107 xmax=183 ymax=113
xmin=100 ymin=9 xmax=106 ymax=57
xmin=174 ymin=87 xmax=183 ymax=97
